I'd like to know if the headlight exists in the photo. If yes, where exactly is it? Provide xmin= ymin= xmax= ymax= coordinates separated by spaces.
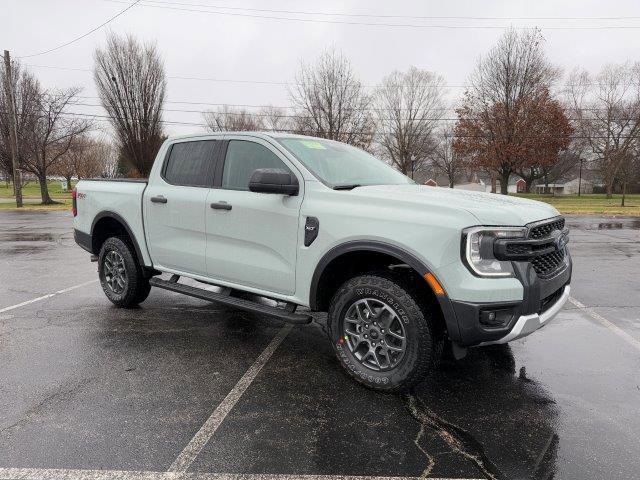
xmin=462 ymin=227 xmax=526 ymax=277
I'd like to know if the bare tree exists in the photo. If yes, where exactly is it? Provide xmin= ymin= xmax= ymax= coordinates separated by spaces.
xmin=429 ymin=126 xmax=466 ymax=187
xmin=260 ymin=105 xmax=292 ymax=132
xmin=99 ymin=140 xmax=119 ymax=178
xmin=53 ymin=140 xmax=85 ymax=191
xmin=454 ymin=27 xmax=563 ymax=194
xmin=203 ymin=105 xmax=264 ymax=132
xmin=289 ymin=49 xmax=374 ymax=149
xmin=0 ymin=62 xmax=40 ymax=185
xmin=54 ymin=136 xmax=114 ymax=189
xmin=539 ymin=147 xmax=582 ymax=189
xmin=374 ymin=67 xmax=446 ymax=177
xmin=80 ymin=138 xmax=115 ymax=179
xmin=21 ymin=88 xmax=91 ymax=204
xmin=94 ymin=33 xmax=166 ymax=177
xmin=566 ymin=63 xmax=640 ymax=200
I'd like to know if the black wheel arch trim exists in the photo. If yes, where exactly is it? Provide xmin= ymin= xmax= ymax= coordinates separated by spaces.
xmin=309 ymin=240 xmax=462 ymax=342
xmin=90 ymin=211 xmax=148 ymax=267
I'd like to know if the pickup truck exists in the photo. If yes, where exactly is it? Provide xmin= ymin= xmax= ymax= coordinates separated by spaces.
xmin=73 ymin=132 xmax=571 ymax=391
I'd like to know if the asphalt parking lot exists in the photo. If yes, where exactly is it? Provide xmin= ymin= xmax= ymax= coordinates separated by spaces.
xmin=0 ymin=211 xmax=638 ymax=480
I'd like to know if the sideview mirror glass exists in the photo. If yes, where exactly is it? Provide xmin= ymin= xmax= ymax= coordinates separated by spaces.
xmin=248 ymin=168 xmax=299 ymax=195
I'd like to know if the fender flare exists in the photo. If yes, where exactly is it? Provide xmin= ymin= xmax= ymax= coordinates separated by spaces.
xmin=308 ymin=240 xmax=461 ymax=341
xmin=91 ymin=211 xmax=147 ymax=265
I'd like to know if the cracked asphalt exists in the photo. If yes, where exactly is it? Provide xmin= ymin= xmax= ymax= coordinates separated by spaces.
xmin=0 ymin=211 xmax=639 ymax=479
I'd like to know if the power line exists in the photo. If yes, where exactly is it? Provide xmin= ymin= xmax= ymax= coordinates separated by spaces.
xmin=114 ymin=0 xmax=640 ymax=22
xmin=9 ymin=110 xmax=637 ymax=139
xmin=104 ymin=0 xmax=640 ymax=30
xmin=28 ymin=62 xmax=466 ymax=88
xmin=18 ymin=1 xmax=141 ymax=58
xmin=25 ymin=63 xmax=607 ymax=90
xmin=70 ymin=101 xmax=640 ymax=122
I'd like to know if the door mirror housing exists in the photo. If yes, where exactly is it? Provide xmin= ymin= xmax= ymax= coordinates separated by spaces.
xmin=248 ymin=168 xmax=299 ymax=195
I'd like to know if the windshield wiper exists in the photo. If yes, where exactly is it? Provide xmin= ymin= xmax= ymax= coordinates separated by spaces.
xmin=332 ymin=184 xmax=361 ymax=190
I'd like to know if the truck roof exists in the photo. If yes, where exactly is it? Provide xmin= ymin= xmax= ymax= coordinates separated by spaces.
xmin=166 ymin=131 xmax=318 ymax=142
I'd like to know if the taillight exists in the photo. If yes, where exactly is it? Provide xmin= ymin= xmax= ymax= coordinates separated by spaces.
xmin=72 ymin=188 xmax=77 ymax=217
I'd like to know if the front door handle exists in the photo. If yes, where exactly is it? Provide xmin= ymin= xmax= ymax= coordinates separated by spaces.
xmin=210 ymin=201 xmax=232 ymax=211
xmin=150 ymin=195 xmax=167 ymax=204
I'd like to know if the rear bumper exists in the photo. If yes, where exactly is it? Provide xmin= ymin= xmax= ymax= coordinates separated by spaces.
xmin=449 ymin=249 xmax=572 ymax=346
xmin=74 ymin=228 xmax=93 ymax=253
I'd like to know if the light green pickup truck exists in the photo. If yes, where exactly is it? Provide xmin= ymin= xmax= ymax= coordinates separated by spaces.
xmin=73 ymin=132 xmax=571 ymax=391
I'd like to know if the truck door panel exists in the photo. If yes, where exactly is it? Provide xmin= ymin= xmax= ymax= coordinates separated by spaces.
xmin=205 ymin=138 xmax=302 ymax=294
xmin=143 ymin=140 xmax=218 ymax=275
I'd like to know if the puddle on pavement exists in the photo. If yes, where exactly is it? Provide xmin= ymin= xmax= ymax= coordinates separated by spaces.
xmin=0 ymin=233 xmax=57 ymax=242
xmin=568 ymin=219 xmax=640 ymax=230
xmin=592 ymin=220 xmax=640 ymax=230
xmin=0 ymin=245 xmax=53 ymax=255
xmin=412 ymin=344 xmax=560 ymax=479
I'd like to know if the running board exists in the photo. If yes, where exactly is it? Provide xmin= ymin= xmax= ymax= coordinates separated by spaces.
xmin=149 ymin=277 xmax=312 ymax=324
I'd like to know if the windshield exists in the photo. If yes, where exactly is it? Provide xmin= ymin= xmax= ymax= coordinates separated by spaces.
xmin=277 ymin=137 xmax=414 ymax=188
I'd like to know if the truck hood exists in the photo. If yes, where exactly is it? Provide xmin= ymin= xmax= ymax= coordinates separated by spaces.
xmin=350 ymin=184 xmax=560 ymax=226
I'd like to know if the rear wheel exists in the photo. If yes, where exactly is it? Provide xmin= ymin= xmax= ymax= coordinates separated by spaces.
xmin=98 ymin=237 xmax=150 ymax=307
xmin=327 ymin=274 xmax=438 ymax=392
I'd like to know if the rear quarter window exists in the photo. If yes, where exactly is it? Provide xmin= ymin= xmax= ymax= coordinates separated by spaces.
xmin=163 ymin=140 xmax=218 ymax=187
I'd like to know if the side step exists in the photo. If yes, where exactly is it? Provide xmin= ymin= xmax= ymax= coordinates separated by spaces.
xmin=148 ymin=277 xmax=312 ymax=324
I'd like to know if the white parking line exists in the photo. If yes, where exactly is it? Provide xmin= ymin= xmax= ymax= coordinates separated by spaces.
xmin=0 ymin=279 xmax=99 ymax=314
xmin=168 ymin=324 xmax=294 ymax=473
xmin=0 ymin=468 xmax=478 ymax=480
xmin=568 ymin=296 xmax=640 ymax=351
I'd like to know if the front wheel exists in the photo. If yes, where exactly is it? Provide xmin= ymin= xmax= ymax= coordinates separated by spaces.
xmin=327 ymin=274 xmax=438 ymax=392
xmin=98 ymin=237 xmax=150 ymax=308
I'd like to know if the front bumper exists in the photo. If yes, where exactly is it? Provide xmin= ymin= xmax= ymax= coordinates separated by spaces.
xmin=478 ymin=285 xmax=570 ymax=345
xmin=449 ymin=249 xmax=572 ymax=346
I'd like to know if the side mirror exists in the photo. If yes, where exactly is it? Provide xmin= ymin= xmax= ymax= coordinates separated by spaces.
xmin=249 ymin=168 xmax=299 ymax=195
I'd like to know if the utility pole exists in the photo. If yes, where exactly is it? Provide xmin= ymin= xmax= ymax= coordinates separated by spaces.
xmin=578 ymin=158 xmax=583 ymax=197
xmin=3 ymin=50 xmax=23 ymax=207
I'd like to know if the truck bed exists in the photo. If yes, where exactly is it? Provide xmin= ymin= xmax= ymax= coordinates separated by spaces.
xmin=73 ymin=178 xmax=151 ymax=265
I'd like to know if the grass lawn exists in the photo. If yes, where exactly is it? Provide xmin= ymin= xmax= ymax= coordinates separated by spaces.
xmin=0 ymin=181 xmax=74 ymax=210
xmin=517 ymin=193 xmax=640 ymax=216
xmin=0 ymin=181 xmax=75 ymax=199
xmin=0 ymin=199 xmax=71 ymax=211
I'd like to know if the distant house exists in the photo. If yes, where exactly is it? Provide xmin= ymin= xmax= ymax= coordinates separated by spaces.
xmin=424 ymin=178 xmax=438 ymax=187
xmin=534 ymin=178 xmax=593 ymax=195
xmin=484 ymin=176 xmax=525 ymax=194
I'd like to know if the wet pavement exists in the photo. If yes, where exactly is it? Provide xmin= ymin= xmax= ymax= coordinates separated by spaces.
xmin=0 ymin=211 xmax=639 ymax=479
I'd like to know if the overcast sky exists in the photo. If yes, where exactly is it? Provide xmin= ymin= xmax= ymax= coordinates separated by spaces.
xmin=4 ymin=0 xmax=640 ymax=135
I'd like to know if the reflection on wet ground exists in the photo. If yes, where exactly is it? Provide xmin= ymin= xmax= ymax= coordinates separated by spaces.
xmin=567 ymin=218 xmax=640 ymax=230
xmin=0 ymin=232 xmax=57 ymax=242
xmin=411 ymin=346 xmax=559 ymax=480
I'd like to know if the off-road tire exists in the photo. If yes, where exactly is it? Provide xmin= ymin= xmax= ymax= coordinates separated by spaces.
xmin=327 ymin=274 xmax=438 ymax=392
xmin=98 ymin=237 xmax=150 ymax=307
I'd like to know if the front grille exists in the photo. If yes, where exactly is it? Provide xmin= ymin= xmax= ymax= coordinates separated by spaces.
xmin=526 ymin=217 xmax=567 ymax=278
xmin=531 ymin=249 xmax=565 ymax=278
xmin=529 ymin=217 xmax=565 ymax=239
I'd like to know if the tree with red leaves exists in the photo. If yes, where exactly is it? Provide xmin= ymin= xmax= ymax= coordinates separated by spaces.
xmin=454 ymin=28 xmax=572 ymax=194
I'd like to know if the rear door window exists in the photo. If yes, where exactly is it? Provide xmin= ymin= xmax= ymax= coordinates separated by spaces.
xmin=221 ymin=140 xmax=291 ymax=191
xmin=163 ymin=140 xmax=218 ymax=187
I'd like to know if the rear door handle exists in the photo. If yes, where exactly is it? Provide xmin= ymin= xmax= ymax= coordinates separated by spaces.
xmin=150 ymin=195 xmax=167 ymax=204
xmin=210 ymin=201 xmax=232 ymax=211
